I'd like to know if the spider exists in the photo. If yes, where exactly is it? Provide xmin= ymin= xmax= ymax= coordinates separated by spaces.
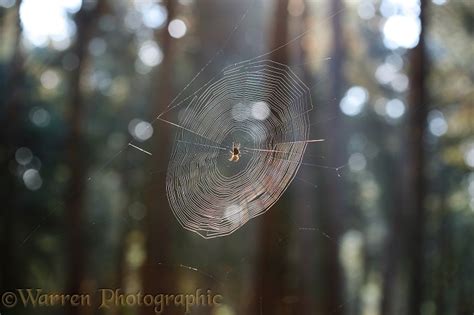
xmin=229 ymin=142 xmax=241 ymax=162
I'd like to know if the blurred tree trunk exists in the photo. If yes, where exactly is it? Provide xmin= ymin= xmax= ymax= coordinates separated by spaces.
xmin=380 ymin=153 xmax=405 ymax=315
xmin=381 ymin=4 xmax=429 ymax=315
xmin=0 ymin=0 xmax=23 ymax=292
xmin=407 ymin=1 xmax=428 ymax=315
xmin=434 ymin=189 xmax=449 ymax=315
xmin=65 ymin=2 xmax=106 ymax=314
xmin=252 ymin=0 xmax=290 ymax=313
xmin=140 ymin=0 xmax=177 ymax=312
xmin=317 ymin=0 xmax=345 ymax=313
xmin=293 ymin=1 xmax=319 ymax=313
xmin=268 ymin=0 xmax=289 ymax=64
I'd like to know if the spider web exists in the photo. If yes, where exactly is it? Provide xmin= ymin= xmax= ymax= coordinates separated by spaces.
xmin=164 ymin=59 xmax=312 ymax=238
xmin=119 ymin=4 xmax=346 ymax=238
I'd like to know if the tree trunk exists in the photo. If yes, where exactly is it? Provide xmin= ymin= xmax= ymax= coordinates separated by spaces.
xmin=380 ymin=158 xmax=405 ymax=315
xmin=407 ymin=1 xmax=428 ymax=314
xmin=252 ymin=1 xmax=290 ymax=313
xmin=65 ymin=3 xmax=106 ymax=315
xmin=140 ymin=0 xmax=177 ymax=313
xmin=0 ymin=0 xmax=24 ymax=293
xmin=293 ymin=1 xmax=319 ymax=313
xmin=318 ymin=0 xmax=345 ymax=313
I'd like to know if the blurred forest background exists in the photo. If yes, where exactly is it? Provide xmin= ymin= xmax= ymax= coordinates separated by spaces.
xmin=0 ymin=0 xmax=473 ymax=314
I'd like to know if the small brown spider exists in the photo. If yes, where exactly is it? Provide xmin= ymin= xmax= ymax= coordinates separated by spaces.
xmin=229 ymin=142 xmax=241 ymax=162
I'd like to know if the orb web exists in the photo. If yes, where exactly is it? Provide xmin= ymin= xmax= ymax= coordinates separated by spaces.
xmin=166 ymin=59 xmax=312 ymax=238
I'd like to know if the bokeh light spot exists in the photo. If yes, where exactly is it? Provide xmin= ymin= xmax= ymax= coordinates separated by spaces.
xmin=23 ymin=169 xmax=43 ymax=190
xmin=40 ymin=70 xmax=61 ymax=90
xmin=138 ymin=40 xmax=163 ymax=67
xmin=340 ymin=86 xmax=368 ymax=116
xmin=20 ymin=0 xmax=80 ymax=48
xmin=29 ymin=107 xmax=51 ymax=127
xmin=385 ymin=99 xmax=405 ymax=119
xmin=428 ymin=110 xmax=448 ymax=137
xmin=383 ymin=15 xmax=421 ymax=49
xmin=168 ymin=19 xmax=187 ymax=39
xmin=15 ymin=147 xmax=33 ymax=165
xmin=251 ymin=101 xmax=270 ymax=120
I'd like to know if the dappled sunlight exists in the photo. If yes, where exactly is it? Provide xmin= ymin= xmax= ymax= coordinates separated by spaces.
xmin=20 ymin=0 xmax=81 ymax=49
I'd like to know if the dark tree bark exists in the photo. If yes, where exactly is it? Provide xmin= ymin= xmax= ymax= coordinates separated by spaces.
xmin=251 ymin=1 xmax=290 ymax=314
xmin=434 ymin=188 xmax=449 ymax=315
xmin=64 ymin=3 xmax=106 ymax=314
xmin=0 ymin=0 xmax=24 ymax=293
xmin=140 ymin=0 xmax=177 ymax=313
xmin=380 ymin=157 xmax=406 ymax=315
xmin=317 ymin=0 xmax=346 ymax=313
xmin=293 ymin=1 xmax=319 ymax=313
xmin=268 ymin=0 xmax=290 ymax=64
xmin=407 ymin=1 xmax=429 ymax=315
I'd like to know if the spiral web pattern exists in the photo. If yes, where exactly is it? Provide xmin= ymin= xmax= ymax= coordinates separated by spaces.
xmin=166 ymin=60 xmax=312 ymax=238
